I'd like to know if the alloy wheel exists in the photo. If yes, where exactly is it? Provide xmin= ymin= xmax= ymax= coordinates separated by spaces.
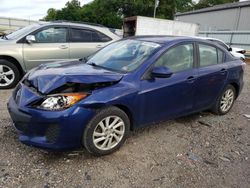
xmin=93 ymin=116 xmax=125 ymax=151
xmin=0 ymin=65 xmax=15 ymax=87
xmin=220 ymin=88 xmax=235 ymax=113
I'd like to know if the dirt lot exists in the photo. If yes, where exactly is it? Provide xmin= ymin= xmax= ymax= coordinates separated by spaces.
xmin=245 ymin=58 xmax=250 ymax=64
xmin=0 ymin=65 xmax=250 ymax=188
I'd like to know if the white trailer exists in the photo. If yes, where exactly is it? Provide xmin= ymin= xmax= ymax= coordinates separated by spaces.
xmin=123 ymin=16 xmax=199 ymax=37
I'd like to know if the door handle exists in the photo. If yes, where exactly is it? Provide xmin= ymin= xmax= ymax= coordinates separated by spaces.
xmin=59 ymin=45 xmax=68 ymax=49
xmin=96 ymin=45 xmax=103 ymax=48
xmin=187 ymin=76 xmax=195 ymax=83
xmin=220 ymin=68 xmax=227 ymax=74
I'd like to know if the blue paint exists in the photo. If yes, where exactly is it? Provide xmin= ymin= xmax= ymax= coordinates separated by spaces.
xmin=7 ymin=36 xmax=245 ymax=151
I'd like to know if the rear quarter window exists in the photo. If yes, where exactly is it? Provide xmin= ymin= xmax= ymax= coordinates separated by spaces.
xmin=218 ymin=49 xmax=224 ymax=63
xmin=199 ymin=44 xmax=225 ymax=67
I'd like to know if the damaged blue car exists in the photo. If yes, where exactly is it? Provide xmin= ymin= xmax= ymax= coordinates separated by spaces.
xmin=7 ymin=36 xmax=245 ymax=155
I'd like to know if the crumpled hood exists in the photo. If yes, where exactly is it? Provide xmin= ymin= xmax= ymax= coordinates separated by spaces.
xmin=26 ymin=60 xmax=124 ymax=94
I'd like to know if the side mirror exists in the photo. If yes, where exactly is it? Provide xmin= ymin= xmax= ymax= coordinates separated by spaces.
xmin=151 ymin=66 xmax=173 ymax=78
xmin=26 ymin=35 xmax=36 ymax=43
xmin=228 ymin=47 xmax=232 ymax=52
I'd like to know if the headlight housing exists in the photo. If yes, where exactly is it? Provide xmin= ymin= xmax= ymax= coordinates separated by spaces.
xmin=34 ymin=93 xmax=88 ymax=111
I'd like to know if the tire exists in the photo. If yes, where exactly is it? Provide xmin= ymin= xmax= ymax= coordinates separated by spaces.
xmin=212 ymin=84 xmax=236 ymax=115
xmin=83 ymin=106 xmax=130 ymax=156
xmin=0 ymin=59 xmax=20 ymax=89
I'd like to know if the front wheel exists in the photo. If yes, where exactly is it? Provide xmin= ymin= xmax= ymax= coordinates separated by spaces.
xmin=83 ymin=107 xmax=130 ymax=156
xmin=212 ymin=84 xmax=236 ymax=115
xmin=0 ymin=59 xmax=20 ymax=89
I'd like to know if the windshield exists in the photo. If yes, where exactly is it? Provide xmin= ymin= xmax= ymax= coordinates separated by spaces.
xmin=6 ymin=24 xmax=40 ymax=40
xmin=87 ymin=39 xmax=161 ymax=72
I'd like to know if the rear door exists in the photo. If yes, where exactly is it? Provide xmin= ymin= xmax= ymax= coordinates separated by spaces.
xmin=69 ymin=27 xmax=112 ymax=59
xmin=23 ymin=26 xmax=70 ymax=70
xmin=194 ymin=43 xmax=228 ymax=110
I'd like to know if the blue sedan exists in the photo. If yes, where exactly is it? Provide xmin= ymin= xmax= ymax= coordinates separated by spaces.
xmin=7 ymin=36 xmax=245 ymax=155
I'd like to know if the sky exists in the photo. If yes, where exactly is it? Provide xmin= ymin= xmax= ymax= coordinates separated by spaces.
xmin=0 ymin=0 xmax=249 ymax=21
xmin=0 ymin=0 xmax=93 ymax=20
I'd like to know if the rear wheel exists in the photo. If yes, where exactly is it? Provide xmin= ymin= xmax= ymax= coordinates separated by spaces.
xmin=83 ymin=106 xmax=130 ymax=156
xmin=0 ymin=59 xmax=20 ymax=89
xmin=212 ymin=84 xmax=236 ymax=115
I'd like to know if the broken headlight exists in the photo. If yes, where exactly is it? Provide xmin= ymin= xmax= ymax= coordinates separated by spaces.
xmin=35 ymin=93 xmax=88 ymax=111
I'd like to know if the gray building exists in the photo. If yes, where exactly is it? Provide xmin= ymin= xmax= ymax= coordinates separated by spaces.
xmin=175 ymin=1 xmax=250 ymax=31
xmin=175 ymin=1 xmax=250 ymax=51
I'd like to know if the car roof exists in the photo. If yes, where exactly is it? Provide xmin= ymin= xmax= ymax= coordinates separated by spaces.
xmin=192 ymin=36 xmax=226 ymax=43
xmin=38 ymin=21 xmax=107 ymax=30
xmin=128 ymin=35 xmax=201 ymax=44
xmin=126 ymin=36 xmax=231 ymax=54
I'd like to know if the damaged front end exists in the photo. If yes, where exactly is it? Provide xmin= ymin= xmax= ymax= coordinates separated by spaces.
xmin=17 ymin=60 xmax=124 ymax=110
xmin=22 ymin=80 xmax=120 ymax=111
xmin=7 ymin=60 xmax=127 ymax=150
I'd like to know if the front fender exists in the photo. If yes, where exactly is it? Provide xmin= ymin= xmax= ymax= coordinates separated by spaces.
xmin=0 ymin=43 xmax=26 ymax=71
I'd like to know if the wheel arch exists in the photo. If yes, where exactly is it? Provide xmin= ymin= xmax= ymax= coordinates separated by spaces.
xmin=113 ymin=104 xmax=135 ymax=131
xmin=83 ymin=102 xmax=136 ymax=131
xmin=0 ymin=55 xmax=25 ymax=76
xmin=229 ymin=82 xmax=239 ymax=98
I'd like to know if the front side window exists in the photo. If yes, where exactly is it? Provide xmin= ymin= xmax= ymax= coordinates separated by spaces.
xmin=87 ymin=39 xmax=161 ymax=72
xmin=34 ymin=27 xmax=67 ymax=43
xmin=70 ymin=28 xmax=111 ymax=42
xmin=199 ymin=44 xmax=223 ymax=67
xmin=155 ymin=44 xmax=194 ymax=73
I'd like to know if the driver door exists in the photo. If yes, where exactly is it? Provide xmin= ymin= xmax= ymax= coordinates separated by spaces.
xmin=23 ymin=26 xmax=70 ymax=70
xmin=137 ymin=43 xmax=197 ymax=126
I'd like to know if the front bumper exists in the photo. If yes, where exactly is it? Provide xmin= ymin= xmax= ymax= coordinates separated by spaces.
xmin=7 ymin=84 xmax=95 ymax=151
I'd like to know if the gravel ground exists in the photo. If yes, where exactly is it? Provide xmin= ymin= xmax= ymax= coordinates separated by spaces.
xmin=0 ymin=65 xmax=250 ymax=188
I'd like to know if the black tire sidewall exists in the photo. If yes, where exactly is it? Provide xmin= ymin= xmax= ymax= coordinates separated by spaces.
xmin=0 ymin=59 xmax=20 ymax=89
xmin=83 ymin=106 xmax=130 ymax=156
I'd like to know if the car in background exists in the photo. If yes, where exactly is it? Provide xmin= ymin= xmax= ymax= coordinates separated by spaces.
xmin=0 ymin=22 xmax=120 ymax=89
xmin=196 ymin=37 xmax=246 ymax=61
xmin=7 ymin=36 xmax=245 ymax=156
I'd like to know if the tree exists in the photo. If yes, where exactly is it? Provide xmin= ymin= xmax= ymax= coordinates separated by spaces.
xmin=44 ymin=0 xmax=82 ymax=21
xmin=194 ymin=0 xmax=239 ymax=9
xmin=43 ymin=0 xmax=239 ymax=28
xmin=44 ymin=8 xmax=57 ymax=21
xmin=176 ymin=0 xmax=194 ymax=13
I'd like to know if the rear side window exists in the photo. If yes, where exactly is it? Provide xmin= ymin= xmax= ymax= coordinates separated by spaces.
xmin=199 ymin=44 xmax=224 ymax=67
xmin=155 ymin=43 xmax=194 ymax=73
xmin=70 ymin=28 xmax=92 ymax=42
xmin=212 ymin=40 xmax=228 ymax=50
xmin=92 ymin=32 xmax=112 ymax=42
xmin=70 ymin=28 xmax=111 ymax=42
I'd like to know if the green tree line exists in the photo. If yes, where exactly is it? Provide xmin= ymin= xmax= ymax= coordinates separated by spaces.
xmin=43 ymin=0 xmax=239 ymax=28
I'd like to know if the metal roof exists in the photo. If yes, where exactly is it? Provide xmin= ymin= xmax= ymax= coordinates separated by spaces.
xmin=126 ymin=35 xmax=213 ymax=45
xmin=176 ymin=1 xmax=250 ymax=16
